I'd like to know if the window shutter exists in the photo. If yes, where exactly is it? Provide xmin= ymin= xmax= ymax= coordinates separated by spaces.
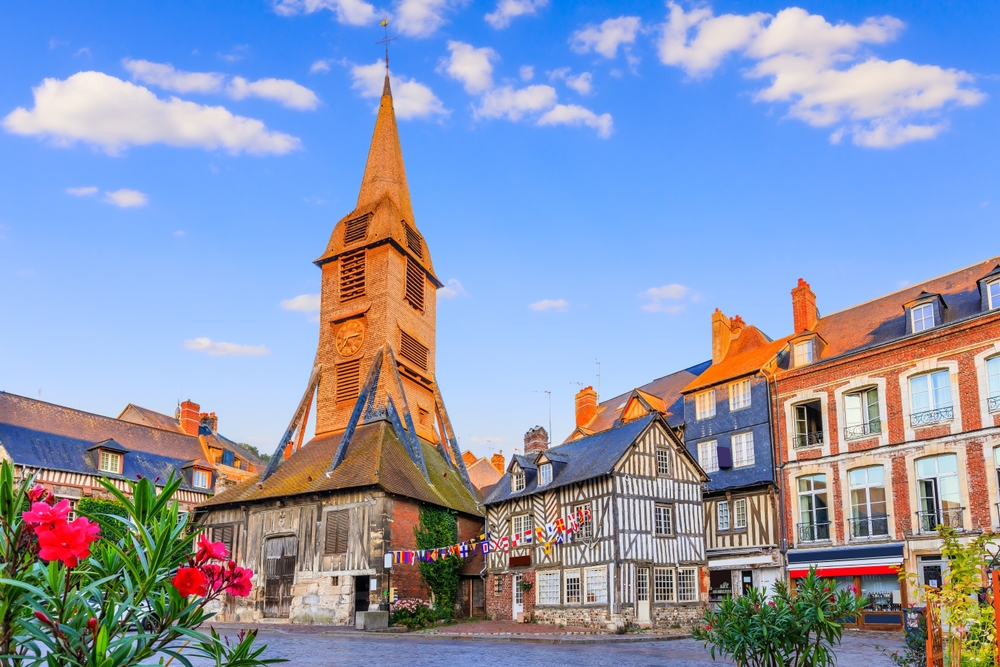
xmin=404 ymin=224 xmax=423 ymax=258
xmin=399 ymin=330 xmax=428 ymax=370
xmin=212 ymin=525 xmax=235 ymax=555
xmin=717 ymin=445 xmax=733 ymax=469
xmin=404 ymin=258 xmax=424 ymax=312
xmin=335 ymin=360 xmax=362 ymax=403
xmin=344 ymin=214 xmax=371 ymax=244
xmin=325 ymin=511 xmax=349 ymax=555
xmin=339 ymin=250 xmax=366 ymax=302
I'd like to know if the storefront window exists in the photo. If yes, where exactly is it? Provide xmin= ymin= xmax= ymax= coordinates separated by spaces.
xmin=861 ymin=574 xmax=901 ymax=611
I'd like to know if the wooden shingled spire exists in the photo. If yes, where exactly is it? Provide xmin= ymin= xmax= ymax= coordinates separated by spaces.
xmin=355 ymin=73 xmax=414 ymax=224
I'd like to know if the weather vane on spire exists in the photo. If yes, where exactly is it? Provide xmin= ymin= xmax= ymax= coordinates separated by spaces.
xmin=377 ymin=18 xmax=396 ymax=72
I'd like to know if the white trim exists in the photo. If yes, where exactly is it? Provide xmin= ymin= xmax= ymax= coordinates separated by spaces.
xmin=834 ymin=377 xmax=889 ymax=448
xmin=708 ymin=554 xmax=776 ymax=569
xmin=898 ymin=359 xmax=962 ymax=441
xmin=988 ymin=279 xmax=1000 ymax=310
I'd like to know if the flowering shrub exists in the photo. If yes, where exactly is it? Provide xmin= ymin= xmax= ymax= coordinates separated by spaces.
xmin=389 ymin=598 xmax=439 ymax=629
xmin=0 ymin=460 xmax=283 ymax=666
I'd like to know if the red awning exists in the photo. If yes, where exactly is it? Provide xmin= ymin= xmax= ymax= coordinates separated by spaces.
xmin=790 ymin=565 xmax=899 ymax=578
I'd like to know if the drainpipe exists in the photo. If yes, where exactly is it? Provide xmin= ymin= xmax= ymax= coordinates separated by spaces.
xmin=765 ymin=368 xmax=789 ymax=587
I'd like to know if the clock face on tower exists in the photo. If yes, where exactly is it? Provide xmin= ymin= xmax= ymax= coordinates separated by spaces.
xmin=335 ymin=320 xmax=365 ymax=357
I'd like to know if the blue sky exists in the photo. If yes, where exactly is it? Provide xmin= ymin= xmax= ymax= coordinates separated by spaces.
xmin=1 ymin=0 xmax=997 ymax=461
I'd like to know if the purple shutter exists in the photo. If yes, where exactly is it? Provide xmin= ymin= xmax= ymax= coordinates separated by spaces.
xmin=717 ymin=445 xmax=733 ymax=469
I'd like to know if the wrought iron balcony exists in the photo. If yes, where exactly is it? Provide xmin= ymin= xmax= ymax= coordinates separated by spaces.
xmin=911 ymin=406 xmax=954 ymax=428
xmin=844 ymin=419 xmax=882 ymax=440
xmin=793 ymin=431 xmax=824 ymax=449
xmin=848 ymin=514 xmax=890 ymax=540
xmin=797 ymin=522 xmax=831 ymax=543
xmin=989 ymin=396 xmax=1000 ymax=413
xmin=917 ymin=507 xmax=964 ymax=534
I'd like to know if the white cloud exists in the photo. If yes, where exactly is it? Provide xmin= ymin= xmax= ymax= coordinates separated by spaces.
xmin=571 ymin=16 xmax=642 ymax=59
xmin=104 ymin=188 xmax=148 ymax=208
xmin=549 ymin=68 xmax=592 ymax=95
xmin=529 ymin=298 xmax=569 ymax=312
xmin=640 ymin=283 xmax=697 ymax=313
xmin=66 ymin=186 xmax=98 ymax=196
xmin=350 ymin=62 xmax=448 ymax=119
xmin=395 ymin=0 xmax=464 ymax=38
xmin=280 ymin=293 xmax=321 ymax=311
xmin=122 ymin=59 xmax=224 ymax=94
xmin=184 ymin=337 xmax=271 ymax=357
xmin=475 ymin=84 xmax=558 ymax=121
xmin=440 ymin=41 xmax=498 ymax=94
xmin=658 ymin=3 xmax=984 ymax=147
xmin=519 ymin=65 xmax=534 ymax=81
xmin=311 ymin=59 xmax=332 ymax=73
xmin=272 ymin=0 xmax=376 ymax=26
xmin=3 ymin=72 xmax=301 ymax=155
xmin=438 ymin=278 xmax=467 ymax=298
xmin=227 ymin=76 xmax=320 ymax=110
xmin=485 ymin=0 xmax=548 ymax=29
xmin=538 ymin=104 xmax=612 ymax=137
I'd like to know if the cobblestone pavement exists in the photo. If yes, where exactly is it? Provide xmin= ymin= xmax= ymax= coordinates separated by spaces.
xmin=194 ymin=626 xmax=905 ymax=666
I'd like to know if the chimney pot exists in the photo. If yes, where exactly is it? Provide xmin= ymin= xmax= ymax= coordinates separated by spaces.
xmin=711 ymin=309 xmax=733 ymax=364
xmin=524 ymin=426 xmax=549 ymax=454
xmin=791 ymin=278 xmax=818 ymax=333
xmin=575 ymin=386 xmax=598 ymax=429
xmin=491 ymin=451 xmax=505 ymax=474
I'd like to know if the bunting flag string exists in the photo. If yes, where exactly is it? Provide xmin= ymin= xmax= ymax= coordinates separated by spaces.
xmin=384 ymin=508 xmax=592 ymax=566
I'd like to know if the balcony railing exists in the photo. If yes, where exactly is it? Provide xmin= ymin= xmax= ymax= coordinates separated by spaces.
xmin=793 ymin=431 xmax=824 ymax=449
xmin=848 ymin=514 xmax=890 ymax=540
xmin=989 ymin=396 xmax=1000 ymax=413
xmin=917 ymin=507 xmax=964 ymax=533
xmin=911 ymin=406 xmax=954 ymax=428
xmin=797 ymin=522 xmax=831 ymax=543
xmin=844 ymin=419 xmax=882 ymax=440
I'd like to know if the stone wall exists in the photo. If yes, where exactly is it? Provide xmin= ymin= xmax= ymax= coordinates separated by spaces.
xmin=652 ymin=603 xmax=705 ymax=629
xmin=534 ymin=605 xmax=611 ymax=629
xmin=288 ymin=571 xmax=356 ymax=625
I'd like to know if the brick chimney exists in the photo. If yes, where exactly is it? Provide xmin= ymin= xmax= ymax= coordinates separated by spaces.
xmin=491 ymin=451 xmax=505 ymax=473
xmin=199 ymin=412 xmax=218 ymax=434
xmin=179 ymin=400 xmax=200 ymax=435
xmin=462 ymin=450 xmax=478 ymax=466
xmin=575 ymin=386 xmax=598 ymax=428
xmin=792 ymin=278 xmax=818 ymax=333
xmin=524 ymin=426 xmax=548 ymax=455
xmin=711 ymin=309 xmax=733 ymax=364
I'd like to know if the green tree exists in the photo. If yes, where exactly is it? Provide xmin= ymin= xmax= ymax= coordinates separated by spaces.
xmin=414 ymin=505 xmax=462 ymax=620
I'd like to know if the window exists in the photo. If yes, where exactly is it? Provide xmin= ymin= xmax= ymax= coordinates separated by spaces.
xmin=511 ymin=471 xmax=525 ymax=492
xmin=729 ymin=379 xmax=751 ymax=410
xmin=797 ymin=474 xmax=829 ymax=542
xmin=848 ymin=466 xmax=888 ymax=539
xmin=793 ymin=401 xmax=823 ymax=448
xmin=565 ymin=570 xmax=581 ymax=604
xmin=733 ymin=498 xmax=747 ymax=530
xmin=339 ymin=250 xmax=365 ymax=302
xmin=844 ymin=387 xmax=881 ymax=439
xmin=65 ymin=499 xmax=78 ymax=521
xmin=909 ymin=370 xmax=953 ymax=426
xmin=989 ymin=281 xmax=1000 ymax=310
xmin=911 ymin=303 xmax=935 ymax=333
xmin=335 ymin=359 xmax=362 ymax=403
xmin=574 ymin=503 xmax=593 ymax=539
xmin=917 ymin=454 xmax=962 ymax=532
xmin=98 ymin=451 xmax=121 ymax=474
xmin=698 ymin=440 xmax=718 ymax=473
xmin=987 ymin=356 xmax=1000 ymax=413
xmin=538 ymin=463 xmax=552 ymax=486
xmin=537 ymin=571 xmax=560 ymax=605
xmin=493 ymin=577 xmax=504 ymax=596
xmin=654 ymin=504 xmax=673 ymax=536
xmin=404 ymin=258 xmax=424 ymax=312
xmin=695 ymin=390 xmax=716 ymax=420
xmin=585 ymin=567 xmax=607 ymax=604
xmin=211 ymin=524 xmax=235 ymax=555
xmin=794 ymin=341 xmax=813 ymax=366
xmin=732 ymin=432 xmax=754 ymax=467
xmin=192 ymin=469 xmax=210 ymax=489
xmin=324 ymin=511 xmax=350 ymax=555
xmin=717 ymin=501 xmax=730 ymax=532
xmin=656 ymin=448 xmax=671 ymax=477
xmin=399 ymin=330 xmax=429 ymax=370
xmin=654 ymin=568 xmax=674 ymax=602
xmin=678 ymin=568 xmax=698 ymax=602
xmin=511 ymin=514 xmax=532 ymax=539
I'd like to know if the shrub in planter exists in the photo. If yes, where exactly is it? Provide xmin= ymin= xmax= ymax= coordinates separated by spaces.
xmin=692 ymin=568 xmax=866 ymax=667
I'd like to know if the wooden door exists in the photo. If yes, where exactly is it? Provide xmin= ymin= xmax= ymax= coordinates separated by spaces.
xmin=513 ymin=574 xmax=524 ymax=618
xmin=264 ymin=536 xmax=297 ymax=618
xmin=472 ymin=578 xmax=485 ymax=617
xmin=636 ymin=568 xmax=651 ymax=623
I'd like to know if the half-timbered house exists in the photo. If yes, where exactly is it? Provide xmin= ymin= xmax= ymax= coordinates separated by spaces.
xmin=482 ymin=416 xmax=708 ymax=629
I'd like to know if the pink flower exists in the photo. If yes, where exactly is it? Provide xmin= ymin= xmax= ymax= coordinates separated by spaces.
xmin=202 ymin=563 xmax=225 ymax=593
xmin=227 ymin=566 xmax=253 ymax=597
xmin=22 ymin=499 xmax=72 ymax=533
xmin=768 ymin=600 xmax=776 ymax=607
xmin=87 ymin=618 xmax=98 ymax=634
xmin=850 ymin=585 xmax=858 ymax=595
xmin=36 ymin=517 xmax=100 ymax=568
xmin=27 ymin=485 xmax=46 ymax=503
xmin=195 ymin=534 xmax=229 ymax=563
xmin=173 ymin=567 xmax=208 ymax=597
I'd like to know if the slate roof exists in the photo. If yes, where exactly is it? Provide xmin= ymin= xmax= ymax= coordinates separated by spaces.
xmin=119 ymin=404 xmax=185 ymax=433
xmin=0 ymin=392 xmax=210 ymax=493
xmin=684 ymin=327 xmax=792 ymax=393
xmin=201 ymin=419 xmax=482 ymax=517
xmin=466 ymin=457 xmax=502 ymax=493
xmin=486 ymin=414 xmax=665 ymax=505
xmin=566 ymin=361 xmax=711 ymax=442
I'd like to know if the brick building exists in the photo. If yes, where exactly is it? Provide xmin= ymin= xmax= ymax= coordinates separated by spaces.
xmin=775 ymin=256 xmax=1000 ymax=629
xmin=197 ymin=71 xmax=483 ymax=625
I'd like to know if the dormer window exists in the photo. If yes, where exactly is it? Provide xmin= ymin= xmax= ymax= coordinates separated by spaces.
xmin=794 ymin=341 xmax=813 ymax=366
xmin=193 ymin=469 xmax=211 ymax=489
xmin=538 ymin=463 xmax=552 ymax=486
xmin=99 ymin=451 xmax=122 ymax=474
xmin=911 ymin=303 xmax=935 ymax=333
xmin=988 ymin=280 xmax=1000 ymax=310
xmin=511 ymin=471 xmax=525 ymax=492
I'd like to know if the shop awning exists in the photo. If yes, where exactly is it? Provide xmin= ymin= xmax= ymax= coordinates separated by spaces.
xmin=790 ymin=564 xmax=899 ymax=578
xmin=787 ymin=544 xmax=904 ymax=579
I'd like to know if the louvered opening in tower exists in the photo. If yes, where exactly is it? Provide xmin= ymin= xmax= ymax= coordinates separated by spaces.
xmin=344 ymin=214 xmax=371 ymax=245
xmin=399 ymin=330 xmax=428 ymax=370
xmin=404 ymin=223 xmax=423 ymax=258
xmin=339 ymin=250 xmax=366 ymax=302
xmin=405 ymin=258 xmax=424 ymax=312
xmin=335 ymin=359 xmax=361 ymax=402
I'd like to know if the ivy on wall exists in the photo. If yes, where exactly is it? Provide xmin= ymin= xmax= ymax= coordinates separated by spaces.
xmin=415 ymin=505 xmax=462 ymax=619
xmin=77 ymin=497 xmax=131 ymax=543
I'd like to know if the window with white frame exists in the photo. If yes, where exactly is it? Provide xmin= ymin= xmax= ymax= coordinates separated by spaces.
xmin=989 ymin=281 xmax=1000 ymax=310
xmin=511 ymin=471 xmax=525 ymax=492
xmin=654 ymin=567 xmax=674 ymax=602
xmin=909 ymin=370 xmax=953 ymax=425
xmin=798 ymin=474 xmax=829 ymax=541
xmin=65 ymin=499 xmax=78 ymax=521
xmin=511 ymin=514 xmax=532 ymax=538
xmin=794 ymin=341 xmax=813 ymax=366
xmin=729 ymin=379 xmax=751 ymax=410
xmin=911 ymin=303 xmax=935 ymax=332
xmin=585 ymin=567 xmax=607 ymax=603
xmin=574 ymin=503 xmax=593 ymax=539
xmin=695 ymin=390 xmax=716 ymax=420
xmin=848 ymin=466 xmax=888 ymax=539
xmin=734 ymin=498 xmax=747 ymax=530
xmin=717 ymin=501 xmax=730 ymax=531
xmin=916 ymin=454 xmax=961 ymax=533
xmin=656 ymin=448 xmax=671 ymax=476
xmin=698 ymin=440 xmax=719 ymax=473
xmin=98 ymin=451 xmax=121 ymax=474
xmin=538 ymin=463 xmax=552 ymax=486
xmin=678 ymin=568 xmax=698 ymax=602
xmin=654 ymin=504 xmax=673 ymax=536
xmin=537 ymin=571 xmax=560 ymax=605
xmin=987 ymin=356 xmax=1000 ymax=412
xmin=732 ymin=431 xmax=755 ymax=467
xmin=192 ymin=469 xmax=210 ymax=489
xmin=565 ymin=570 xmax=582 ymax=604
xmin=844 ymin=387 xmax=881 ymax=439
